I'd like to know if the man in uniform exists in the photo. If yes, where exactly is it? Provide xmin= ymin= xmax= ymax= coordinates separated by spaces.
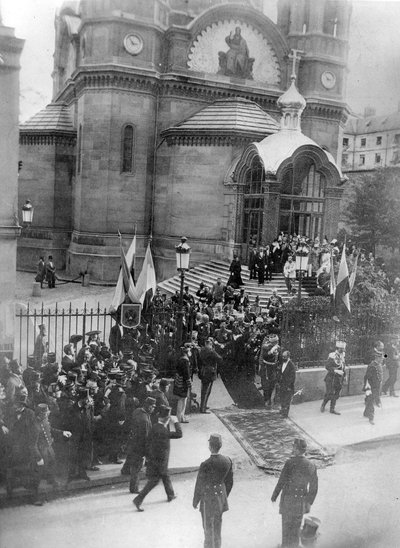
xmin=259 ymin=333 xmax=281 ymax=409
xmin=320 ymin=340 xmax=346 ymax=415
xmin=271 ymin=438 xmax=318 ymax=548
xmin=363 ymin=341 xmax=385 ymax=425
xmin=198 ymin=339 xmax=223 ymax=414
xmin=278 ymin=351 xmax=297 ymax=418
xmin=133 ymin=405 xmax=182 ymax=511
xmin=193 ymin=433 xmax=233 ymax=548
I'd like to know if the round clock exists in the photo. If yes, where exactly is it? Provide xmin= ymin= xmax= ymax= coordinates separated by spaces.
xmin=123 ymin=33 xmax=143 ymax=56
xmin=321 ymin=71 xmax=336 ymax=89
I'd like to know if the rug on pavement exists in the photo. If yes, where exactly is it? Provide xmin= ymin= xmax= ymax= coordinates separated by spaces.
xmin=214 ymin=408 xmax=334 ymax=475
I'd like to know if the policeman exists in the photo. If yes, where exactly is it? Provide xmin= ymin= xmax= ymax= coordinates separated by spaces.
xmin=271 ymin=438 xmax=318 ymax=548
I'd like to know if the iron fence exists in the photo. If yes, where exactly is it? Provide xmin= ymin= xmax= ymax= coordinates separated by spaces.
xmin=281 ymin=299 xmax=400 ymax=368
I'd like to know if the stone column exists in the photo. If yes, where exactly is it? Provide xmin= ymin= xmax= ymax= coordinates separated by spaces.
xmin=262 ymin=178 xmax=280 ymax=244
xmin=324 ymin=186 xmax=344 ymax=241
xmin=0 ymin=21 xmax=24 ymax=359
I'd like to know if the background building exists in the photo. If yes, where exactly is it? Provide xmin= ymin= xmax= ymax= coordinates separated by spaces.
xmin=18 ymin=0 xmax=351 ymax=281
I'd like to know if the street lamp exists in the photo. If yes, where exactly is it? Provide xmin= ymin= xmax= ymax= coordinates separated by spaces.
xmin=21 ymin=200 xmax=34 ymax=226
xmin=175 ymin=236 xmax=191 ymax=348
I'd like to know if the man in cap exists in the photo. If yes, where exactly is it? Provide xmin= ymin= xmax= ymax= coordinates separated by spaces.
xmin=133 ymin=405 xmax=182 ymax=511
xmin=193 ymin=433 xmax=233 ymax=548
xmin=259 ymin=334 xmax=281 ymax=409
xmin=363 ymin=341 xmax=385 ymax=425
xmin=124 ymin=396 xmax=156 ymax=493
xmin=320 ymin=341 xmax=347 ymax=415
xmin=198 ymin=339 xmax=223 ymax=414
xmin=271 ymin=438 xmax=318 ymax=548
xmin=35 ymin=404 xmax=72 ymax=491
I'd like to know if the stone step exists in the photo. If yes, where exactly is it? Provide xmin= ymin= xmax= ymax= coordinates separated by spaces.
xmin=158 ymin=260 xmax=316 ymax=304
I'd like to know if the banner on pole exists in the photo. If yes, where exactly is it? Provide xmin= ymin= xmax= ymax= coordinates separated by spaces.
xmin=121 ymin=303 xmax=141 ymax=329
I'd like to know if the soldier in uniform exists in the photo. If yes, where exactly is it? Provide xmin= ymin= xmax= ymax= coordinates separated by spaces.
xmin=259 ymin=333 xmax=281 ymax=409
xmin=193 ymin=433 xmax=233 ymax=548
xmin=363 ymin=341 xmax=385 ymax=425
xmin=271 ymin=438 xmax=318 ymax=548
xmin=198 ymin=339 xmax=223 ymax=414
xmin=105 ymin=372 xmax=126 ymax=464
xmin=320 ymin=340 xmax=346 ymax=415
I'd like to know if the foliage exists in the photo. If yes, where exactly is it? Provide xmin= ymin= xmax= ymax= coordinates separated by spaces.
xmin=350 ymin=261 xmax=390 ymax=306
xmin=345 ymin=167 xmax=400 ymax=253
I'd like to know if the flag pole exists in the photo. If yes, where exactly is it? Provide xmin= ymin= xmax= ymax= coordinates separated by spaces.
xmin=133 ymin=222 xmax=137 ymax=284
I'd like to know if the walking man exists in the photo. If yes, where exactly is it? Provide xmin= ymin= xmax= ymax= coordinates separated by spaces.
xmin=133 ymin=405 xmax=182 ymax=511
xmin=198 ymin=338 xmax=223 ymax=414
xmin=259 ymin=334 xmax=281 ymax=409
xmin=363 ymin=341 xmax=385 ymax=425
xmin=320 ymin=340 xmax=346 ymax=415
xmin=193 ymin=433 xmax=233 ymax=548
xmin=271 ymin=438 xmax=318 ymax=548
xmin=278 ymin=351 xmax=296 ymax=418
xmin=124 ymin=396 xmax=155 ymax=493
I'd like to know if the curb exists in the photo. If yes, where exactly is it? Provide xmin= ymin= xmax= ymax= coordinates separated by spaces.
xmin=0 ymin=465 xmax=199 ymax=509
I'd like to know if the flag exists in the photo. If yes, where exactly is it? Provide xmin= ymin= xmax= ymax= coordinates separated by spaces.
xmin=349 ymin=252 xmax=359 ymax=292
xmin=135 ymin=243 xmax=157 ymax=312
xmin=335 ymin=244 xmax=351 ymax=314
xmin=329 ymin=252 xmax=336 ymax=300
xmin=110 ymin=231 xmax=137 ymax=312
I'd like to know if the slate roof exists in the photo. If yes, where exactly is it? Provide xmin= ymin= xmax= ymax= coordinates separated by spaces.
xmin=20 ymin=104 xmax=76 ymax=135
xmin=163 ymin=98 xmax=279 ymax=139
xmin=346 ymin=111 xmax=400 ymax=135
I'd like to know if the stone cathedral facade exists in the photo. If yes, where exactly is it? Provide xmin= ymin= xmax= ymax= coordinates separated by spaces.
xmin=18 ymin=0 xmax=351 ymax=281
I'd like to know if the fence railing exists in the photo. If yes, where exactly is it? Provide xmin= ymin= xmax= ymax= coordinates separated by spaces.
xmin=281 ymin=298 xmax=400 ymax=368
xmin=15 ymin=303 xmax=115 ymax=366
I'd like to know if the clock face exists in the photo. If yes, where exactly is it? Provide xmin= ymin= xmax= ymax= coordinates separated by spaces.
xmin=321 ymin=71 xmax=336 ymax=89
xmin=124 ymin=34 xmax=143 ymax=56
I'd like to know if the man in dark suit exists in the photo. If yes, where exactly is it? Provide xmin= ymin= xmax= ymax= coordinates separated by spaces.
xmin=271 ymin=438 xmax=318 ymax=548
xmin=133 ymin=405 xmax=182 ymax=511
xmin=123 ymin=396 xmax=155 ymax=492
xmin=193 ymin=433 xmax=233 ymax=548
xmin=198 ymin=339 xmax=223 ymax=414
xmin=278 ymin=351 xmax=296 ymax=418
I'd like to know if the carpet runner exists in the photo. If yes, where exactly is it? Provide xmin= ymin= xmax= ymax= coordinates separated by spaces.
xmin=214 ymin=408 xmax=334 ymax=476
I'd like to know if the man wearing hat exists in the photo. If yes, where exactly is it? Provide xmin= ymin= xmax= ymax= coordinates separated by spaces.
xmin=133 ymin=405 xmax=182 ymax=511
xmin=193 ymin=433 xmax=233 ymax=548
xmin=35 ymin=404 xmax=72 ymax=490
xmin=198 ymin=339 xmax=223 ymax=414
xmin=105 ymin=371 xmax=126 ymax=464
xmin=320 ymin=341 xmax=347 ymax=415
xmin=5 ymin=360 xmax=26 ymax=405
xmin=61 ymin=344 xmax=76 ymax=373
xmin=259 ymin=334 xmax=281 ymax=409
xmin=124 ymin=396 xmax=156 ymax=493
xmin=150 ymin=379 xmax=171 ymax=423
xmin=271 ymin=438 xmax=318 ymax=548
xmin=34 ymin=324 xmax=48 ymax=367
xmin=363 ymin=341 xmax=385 ymax=425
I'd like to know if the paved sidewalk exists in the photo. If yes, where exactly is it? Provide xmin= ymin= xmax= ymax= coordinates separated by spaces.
xmin=290 ymin=392 xmax=400 ymax=451
xmin=0 ymin=377 xmax=252 ymax=507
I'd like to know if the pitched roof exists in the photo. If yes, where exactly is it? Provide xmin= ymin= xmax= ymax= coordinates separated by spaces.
xmin=20 ymin=104 xmax=76 ymax=135
xmin=162 ymin=98 xmax=279 ymax=139
xmin=345 ymin=111 xmax=400 ymax=135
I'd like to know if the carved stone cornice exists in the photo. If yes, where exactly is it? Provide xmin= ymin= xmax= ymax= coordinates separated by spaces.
xmin=304 ymin=101 xmax=348 ymax=122
xmin=19 ymin=133 xmax=76 ymax=146
xmin=164 ymin=134 xmax=259 ymax=147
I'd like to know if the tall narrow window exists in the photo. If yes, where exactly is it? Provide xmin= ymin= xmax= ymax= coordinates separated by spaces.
xmin=77 ymin=124 xmax=82 ymax=174
xmin=122 ymin=124 xmax=135 ymax=173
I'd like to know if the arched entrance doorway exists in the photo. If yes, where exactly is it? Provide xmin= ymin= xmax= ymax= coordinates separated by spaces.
xmin=241 ymin=157 xmax=265 ymax=262
xmin=279 ymin=157 xmax=326 ymax=240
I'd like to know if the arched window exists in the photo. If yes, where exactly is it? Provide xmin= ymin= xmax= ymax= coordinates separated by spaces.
xmin=121 ymin=124 xmax=135 ymax=173
xmin=242 ymin=158 xmax=265 ymax=247
xmin=279 ymin=158 xmax=325 ymax=239
xmin=323 ymin=0 xmax=340 ymax=37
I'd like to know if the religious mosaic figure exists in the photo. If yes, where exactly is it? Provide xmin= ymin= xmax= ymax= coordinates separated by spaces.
xmin=218 ymin=27 xmax=254 ymax=79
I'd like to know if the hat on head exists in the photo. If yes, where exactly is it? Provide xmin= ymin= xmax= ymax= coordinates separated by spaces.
xmin=208 ymin=433 xmax=222 ymax=446
xmin=374 ymin=341 xmax=385 ymax=355
xmin=294 ymin=438 xmax=307 ymax=453
xmin=86 ymin=330 xmax=101 ymax=337
xmin=47 ymin=352 xmax=56 ymax=364
xmin=69 ymin=334 xmax=83 ymax=345
xmin=158 ymin=405 xmax=171 ymax=419
xmin=269 ymin=334 xmax=279 ymax=343
xmin=27 ymin=355 xmax=36 ymax=367
xmin=159 ymin=378 xmax=170 ymax=387
xmin=144 ymin=396 xmax=156 ymax=407
xmin=35 ymin=403 xmax=49 ymax=415
xmin=336 ymin=341 xmax=346 ymax=349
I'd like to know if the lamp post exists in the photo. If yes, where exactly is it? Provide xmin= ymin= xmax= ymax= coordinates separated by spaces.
xmin=175 ymin=236 xmax=191 ymax=349
xmin=21 ymin=200 xmax=34 ymax=227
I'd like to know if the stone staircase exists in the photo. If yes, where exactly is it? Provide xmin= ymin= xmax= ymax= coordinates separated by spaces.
xmin=157 ymin=260 xmax=316 ymax=307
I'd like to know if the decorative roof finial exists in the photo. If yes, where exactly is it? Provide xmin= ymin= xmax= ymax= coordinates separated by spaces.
xmin=277 ymin=49 xmax=306 ymax=132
